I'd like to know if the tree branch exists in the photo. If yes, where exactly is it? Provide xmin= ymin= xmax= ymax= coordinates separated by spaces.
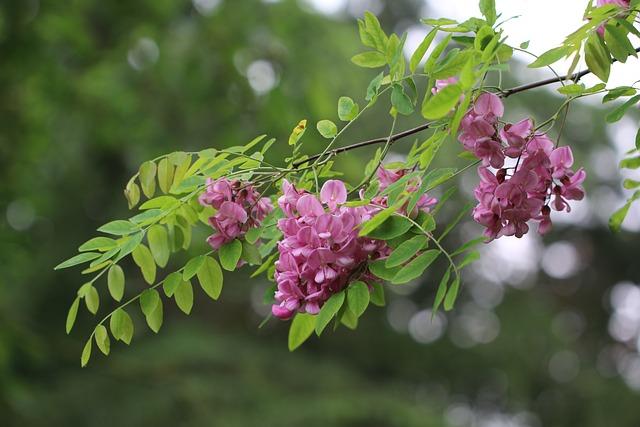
xmin=294 ymin=46 xmax=640 ymax=169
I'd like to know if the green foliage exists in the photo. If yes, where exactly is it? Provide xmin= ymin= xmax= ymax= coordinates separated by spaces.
xmin=315 ymin=291 xmax=345 ymax=335
xmin=219 ymin=240 xmax=242 ymax=271
xmin=288 ymin=313 xmax=315 ymax=351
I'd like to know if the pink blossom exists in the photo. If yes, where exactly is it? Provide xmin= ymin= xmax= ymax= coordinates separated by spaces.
xmin=500 ymin=118 xmax=533 ymax=158
xmin=473 ymin=92 xmax=504 ymax=120
xmin=199 ymin=178 xmax=274 ymax=249
xmin=272 ymin=179 xmax=389 ymax=320
xmin=432 ymin=77 xmax=459 ymax=95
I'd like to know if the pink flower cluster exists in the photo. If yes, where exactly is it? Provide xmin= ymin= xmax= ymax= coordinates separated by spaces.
xmin=459 ymin=92 xmax=586 ymax=240
xmin=199 ymin=178 xmax=273 ymax=249
xmin=272 ymin=167 xmax=439 ymax=319
xmin=272 ymin=179 xmax=388 ymax=319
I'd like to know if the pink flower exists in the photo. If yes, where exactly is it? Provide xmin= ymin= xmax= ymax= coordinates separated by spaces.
xmin=550 ymin=146 xmax=574 ymax=179
xmin=473 ymin=92 xmax=504 ymax=120
xmin=271 ymin=179 xmax=390 ymax=320
xmin=199 ymin=178 xmax=273 ymax=250
xmin=500 ymin=118 xmax=533 ymax=158
xmin=432 ymin=77 xmax=459 ymax=95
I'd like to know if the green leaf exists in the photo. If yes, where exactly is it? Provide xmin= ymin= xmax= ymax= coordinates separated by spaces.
xmin=110 ymin=308 xmax=134 ymax=344
xmin=157 ymin=158 xmax=174 ymax=194
xmin=386 ymin=235 xmax=428 ymax=268
xmin=351 ymin=51 xmax=387 ymax=68
xmin=340 ymin=307 xmax=358 ymax=329
xmin=107 ymin=265 xmax=125 ymax=302
xmin=458 ymin=250 xmax=480 ymax=269
xmin=585 ymin=33 xmax=611 ymax=82
xmin=347 ymin=281 xmax=370 ymax=318
xmin=117 ymin=231 xmax=143 ymax=260
xmin=557 ymin=83 xmax=586 ymax=96
xmin=183 ymin=255 xmax=206 ymax=280
xmin=55 ymin=252 xmax=102 ymax=270
xmin=365 ymin=72 xmax=384 ymax=102
xmin=604 ymin=24 xmax=636 ymax=63
xmin=84 ymin=285 xmax=100 ymax=314
xmin=174 ymin=280 xmax=194 ymax=314
xmin=124 ymin=181 xmax=141 ymax=209
xmin=620 ymin=156 xmax=640 ymax=169
xmin=370 ymin=282 xmax=386 ymax=307
xmin=609 ymin=192 xmax=640 ymax=232
xmin=196 ymin=256 xmax=224 ymax=300
xmin=241 ymin=240 xmax=262 ymax=265
xmin=219 ymin=239 xmax=242 ymax=271
xmin=410 ymin=28 xmax=437 ymax=73
xmin=147 ymin=225 xmax=170 ymax=268
xmin=244 ymin=227 xmax=261 ymax=244
xmin=424 ymin=34 xmax=453 ymax=74
xmin=603 ymin=86 xmax=636 ymax=102
xmin=422 ymin=83 xmax=462 ymax=119
xmin=316 ymin=120 xmax=338 ymax=139
xmin=443 ymin=276 xmax=461 ymax=311
xmin=288 ymin=313 xmax=315 ymax=351
xmin=66 ymin=297 xmax=80 ymax=334
xmin=520 ymin=41 xmax=530 ymax=49
xmin=338 ymin=96 xmax=359 ymax=121
xmin=315 ymin=291 xmax=345 ymax=335
xmin=97 ymin=220 xmax=139 ymax=236
xmin=78 ymin=237 xmax=117 ymax=252
xmin=362 ymin=215 xmax=413 ymax=240
xmin=479 ymin=0 xmax=496 ymax=25
xmin=146 ymin=298 xmax=163 ymax=333
xmin=163 ymin=271 xmax=183 ymax=297
xmin=139 ymin=288 xmax=160 ymax=317
xmin=358 ymin=206 xmax=396 ymax=237
xmin=369 ymin=259 xmax=402 ymax=281
xmin=391 ymin=84 xmax=414 ymax=115
xmin=606 ymin=95 xmax=640 ymax=123
xmin=139 ymin=160 xmax=157 ymax=198
xmin=528 ymin=46 xmax=572 ymax=68
xmin=94 ymin=324 xmax=110 ymax=356
xmin=81 ymin=339 xmax=92 ymax=367
xmin=433 ymin=268 xmax=451 ymax=312
xmin=391 ymin=250 xmax=441 ymax=284
xmin=132 ymin=244 xmax=156 ymax=284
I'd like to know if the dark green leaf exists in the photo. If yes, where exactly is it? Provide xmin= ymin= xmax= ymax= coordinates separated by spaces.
xmin=433 ymin=268 xmax=451 ymax=313
xmin=386 ymin=235 xmax=428 ymax=268
xmin=363 ymin=215 xmax=413 ymax=240
xmin=391 ymin=250 xmax=440 ymax=284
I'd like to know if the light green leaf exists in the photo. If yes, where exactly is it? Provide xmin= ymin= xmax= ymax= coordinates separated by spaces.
xmin=358 ymin=206 xmax=396 ymax=237
xmin=139 ymin=160 xmax=157 ymax=198
xmin=219 ymin=239 xmax=242 ymax=271
xmin=316 ymin=120 xmax=338 ymax=139
xmin=139 ymin=289 xmax=160 ymax=317
xmin=604 ymin=24 xmax=636 ymax=63
xmin=163 ymin=271 xmax=183 ymax=297
xmin=157 ymin=158 xmax=174 ymax=194
xmin=365 ymin=72 xmax=384 ymax=102
xmin=557 ymin=83 xmax=585 ymax=96
xmin=315 ymin=291 xmax=345 ymax=335
xmin=385 ymin=235 xmax=428 ymax=268
xmin=585 ymin=33 xmax=611 ymax=82
xmin=97 ymin=220 xmax=139 ymax=236
xmin=370 ymin=282 xmax=386 ymax=307
xmin=66 ymin=297 xmax=80 ymax=334
xmin=174 ymin=280 xmax=194 ymax=314
xmin=368 ymin=259 xmax=402 ymax=281
xmin=288 ymin=313 xmax=315 ymax=351
xmin=84 ymin=285 xmax=100 ymax=314
xmin=183 ymin=255 xmax=206 ymax=280
xmin=338 ymin=96 xmax=360 ymax=121
xmin=147 ymin=225 xmax=170 ymax=268
xmin=606 ymin=95 xmax=640 ymax=123
xmin=196 ymin=256 xmax=224 ymax=300
xmin=391 ymin=84 xmax=414 ymax=115
xmin=422 ymin=83 xmax=462 ymax=119
xmin=55 ymin=252 xmax=102 ymax=270
xmin=241 ymin=240 xmax=262 ymax=265
xmin=410 ymin=28 xmax=437 ymax=73
xmin=443 ymin=276 xmax=461 ymax=311
xmin=110 ymin=308 xmax=134 ymax=344
xmin=146 ymin=298 xmax=163 ymax=333
xmin=107 ymin=265 xmax=125 ymax=302
xmin=132 ymin=244 xmax=156 ymax=284
xmin=620 ymin=156 xmax=640 ymax=169
xmin=528 ymin=46 xmax=572 ymax=68
xmin=351 ymin=51 xmax=387 ymax=68
xmin=94 ymin=324 xmax=110 ymax=356
xmin=424 ymin=34 xmax=452 ymax=74
xmin=124 ymin=181 xmax=140 ymax=209
xmin=81 ymin=339 xmax=92 ymax=367
xmin=433 ymin=268 xmax=451 ymax=312
xmin=364 ymin=215 xmax=413 ymax=240
xmin=78 ymin=237 xmax=117 ymax=252
xmin=347 ymin=281 xmax=370 ymax=318
xmin=391 ymin=250 xmax=440 ymax=284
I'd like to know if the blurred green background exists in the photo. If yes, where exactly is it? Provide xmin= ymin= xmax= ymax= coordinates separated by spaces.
xmin=2 ymin=0 xmax=640 ymax=426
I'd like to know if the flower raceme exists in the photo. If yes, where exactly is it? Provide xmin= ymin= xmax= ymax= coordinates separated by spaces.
xmin=199 ymin=178 xmax=274 ymax=249
xmin=460 ymin=93 xmax=586 ymax=240
xmin=272 ymin=171 xmax=438 ymax=320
